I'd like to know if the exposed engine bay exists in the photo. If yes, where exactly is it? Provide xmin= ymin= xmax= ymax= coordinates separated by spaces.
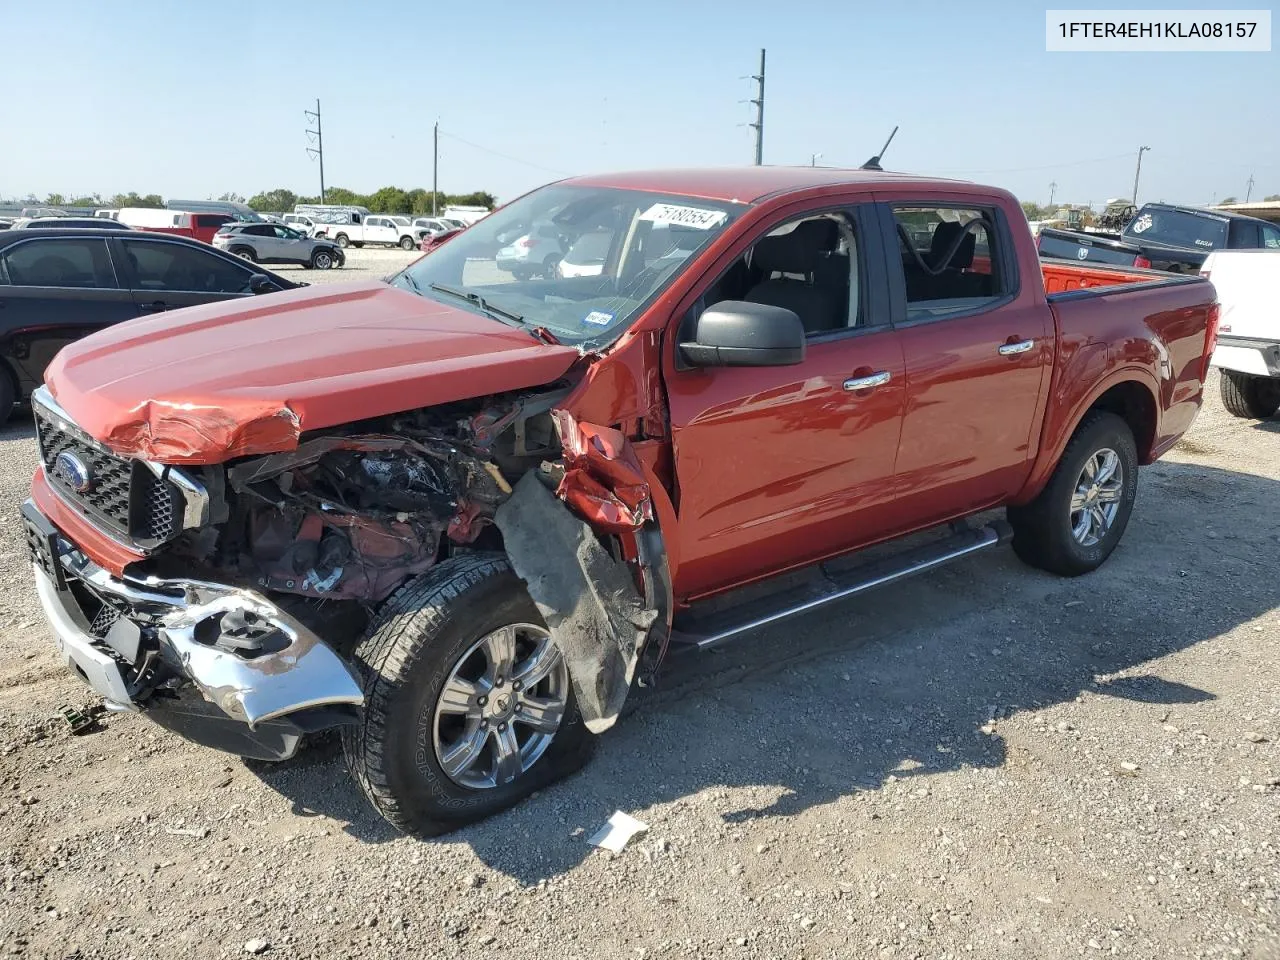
xmin=165 ymin=387 xmax=568 ymax=608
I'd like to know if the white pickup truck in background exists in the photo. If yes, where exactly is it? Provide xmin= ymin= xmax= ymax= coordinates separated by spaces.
xmin=313 ymin=213 xmax=419 ymax=250
xmin=1205 ymin=249 xmax=1280 ymax=419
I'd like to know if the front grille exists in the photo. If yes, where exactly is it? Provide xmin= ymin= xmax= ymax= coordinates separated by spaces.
xmin=36 ymin=416 xmax=133 ymax=533
xmin=32 ymin=392 xmax=203 ymax=550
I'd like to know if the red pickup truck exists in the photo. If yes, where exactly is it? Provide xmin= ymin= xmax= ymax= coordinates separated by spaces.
xmin=22 ymin=168 xmax=1217 ymax=836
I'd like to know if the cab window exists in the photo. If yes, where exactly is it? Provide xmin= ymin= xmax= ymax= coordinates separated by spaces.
xmin=891 ymin=206 xmax=1007 ymax=321
xmin=700 ymin=212 xmax=861 ymax=336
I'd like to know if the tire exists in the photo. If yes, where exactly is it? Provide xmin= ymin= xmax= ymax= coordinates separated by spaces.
xmin=1219 ymin=370 xmax=1280 ymax=419
xmin=352 ymin=241 xmax=364 ymax=248
xmin=1007 ymin=411 xmax=1138 ymax=577
xmin=334 ymin=233 xmax=350 ymax=249
xmin=400 ymin=235 xmax=416 ymax=251
xmin=230 ymin=246 xmax=256 ymax=262
xmin=342 ymin=554 xmax=593 ymax=837
xmin=543 ymin=256 xmax=561 ymax=279
xmin=311 ymin=249 xmax=335 ymax=270
xmin=512 ymin=266 xmax=533 ymax=281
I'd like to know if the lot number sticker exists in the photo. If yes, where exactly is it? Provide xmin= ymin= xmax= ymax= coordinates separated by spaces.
xmin=582 ymin=310 xmax=615 ymax=326
xmin=639 ymin=203 xmax=727 ymax=230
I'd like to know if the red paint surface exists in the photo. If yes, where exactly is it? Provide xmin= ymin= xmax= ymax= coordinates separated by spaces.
xmin=35 ymin=172 xmax=1215 ymax=604
xmin=45 ymin=281 xmax=579 ymax=463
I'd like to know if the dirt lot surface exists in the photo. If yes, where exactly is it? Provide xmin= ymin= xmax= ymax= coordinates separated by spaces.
xmin=0 ymin=318 xmax=1276 ymax=958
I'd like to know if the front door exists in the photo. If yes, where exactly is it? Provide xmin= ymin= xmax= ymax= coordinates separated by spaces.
xmin=877 ymin=199 xmax=1051 ymax=527
xmin=665 ymin=204 xmax=907 ymax=599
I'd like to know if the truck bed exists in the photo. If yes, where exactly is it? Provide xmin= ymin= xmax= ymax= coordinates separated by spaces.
xmin=1041 ymin=258 xmax=1186 ymax=296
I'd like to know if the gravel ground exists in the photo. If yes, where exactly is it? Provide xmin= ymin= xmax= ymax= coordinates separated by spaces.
xmin=277 ymin=246 xmax=421 ymax=285
xmin=0 ymin=326 xmax=1276 ymax=957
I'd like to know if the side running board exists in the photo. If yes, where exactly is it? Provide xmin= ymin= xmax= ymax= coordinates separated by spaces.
xmin=671 ymin=519 xmax=1013 ymax=651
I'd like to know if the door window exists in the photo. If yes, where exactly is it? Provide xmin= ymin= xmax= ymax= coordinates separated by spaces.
xmin=0 ymin=238 xmax=115 ymax=288
xmin=891 ymin=206 xmax=1007 ymax=321
xmin=1260 ymin=224 xmax=1280 ymax=249
xmin=702 ymin=213 xmax=860 ymax=336
xmin=121 ymin=239 xmax=254 ymax=293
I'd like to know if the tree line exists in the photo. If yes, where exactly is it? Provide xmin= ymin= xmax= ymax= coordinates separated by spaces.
xmin=15 ymin=186 xmax=498 ymax=214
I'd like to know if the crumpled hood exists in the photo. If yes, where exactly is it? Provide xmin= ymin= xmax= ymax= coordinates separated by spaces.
xmin=45 ymin=281 xmax=580 ymax=464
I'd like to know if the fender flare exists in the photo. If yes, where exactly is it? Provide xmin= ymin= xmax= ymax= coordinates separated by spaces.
xmin=1017 ymin=366 xmax=1161 ymax=503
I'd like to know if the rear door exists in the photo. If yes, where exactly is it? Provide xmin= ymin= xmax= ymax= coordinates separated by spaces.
xmin=365 ymin=217 xmax=395 ymax=245
xmin=117 ymin=236 xmax=259 ymax=313
xmin=876 ymin=198 xmax=1051 ymax=527
xmin=0 ymin=235 xmax=133 ymax=391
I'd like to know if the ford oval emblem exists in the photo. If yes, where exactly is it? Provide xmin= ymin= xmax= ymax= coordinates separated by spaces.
xmin=54 ymin=451 xmax=94 ymax=494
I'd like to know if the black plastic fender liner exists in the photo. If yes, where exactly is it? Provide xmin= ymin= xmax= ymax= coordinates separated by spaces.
xmin=495 ymin=473 xmax=658 ymax=733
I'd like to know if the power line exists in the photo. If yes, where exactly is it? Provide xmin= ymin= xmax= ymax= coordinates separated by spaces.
xmin=436 ymin=130 xmax=569 ymax=176
xmin=304 ymin=99 xmax=325 ymax=204
xmin=939 ymin=152 xmax=1134 ymax=177
xmin=748 ymin=49 xmax=766 ymax=166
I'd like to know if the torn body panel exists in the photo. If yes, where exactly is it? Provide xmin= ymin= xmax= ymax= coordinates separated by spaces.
xmin=496 ymin=473 xmax=658 ymax=733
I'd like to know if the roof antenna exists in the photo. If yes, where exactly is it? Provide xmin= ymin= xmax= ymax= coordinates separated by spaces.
xmin=860 ymin=126 xmax=898 ymax=171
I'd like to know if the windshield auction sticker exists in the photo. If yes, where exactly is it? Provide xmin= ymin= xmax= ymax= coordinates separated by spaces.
xmin=639 ymin=203 xmax=728 ymax=230
xmin=1046 ymin=9 xmax=1271 ymax=50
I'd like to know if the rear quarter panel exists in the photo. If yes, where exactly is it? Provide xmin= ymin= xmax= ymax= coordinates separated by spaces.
xmin=1018 ymin=277 xmax=1215 ymax=501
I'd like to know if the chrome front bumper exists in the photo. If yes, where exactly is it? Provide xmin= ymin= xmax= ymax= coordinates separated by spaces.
xmin=24 ymin=499 xmax=363 ymax=741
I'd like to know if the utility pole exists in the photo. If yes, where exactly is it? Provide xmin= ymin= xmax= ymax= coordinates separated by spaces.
xmin=1049 ymin=181 xmax=1057 ymax=207
xmin=305 ymin=99 xmax=325 ymax=204
xmin=1246 ymin=173 xmax=1255 ymax=202
xmin=1131 ymin=145 xmax=1150 ymax=206
xmin=748 ymin=49 xmax=765 ymax=165
xmin=810 ymin=152 xmax=822 ymax=167
xmin=432 ymin=122 xmax=439 ymax=216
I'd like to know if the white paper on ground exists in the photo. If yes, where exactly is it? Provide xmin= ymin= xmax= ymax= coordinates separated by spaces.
xmin=587 ymin=811 xmax=649 ymax=852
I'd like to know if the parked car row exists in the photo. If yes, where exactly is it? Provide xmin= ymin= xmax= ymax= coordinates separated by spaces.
xmin=1037 ymin=202 xmax=1280 ymax=274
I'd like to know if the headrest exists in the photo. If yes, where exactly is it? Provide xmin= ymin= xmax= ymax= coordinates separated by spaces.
xmin=929 ymin=220 xmax=976 ymax=270
xmin=753 ymin=219 xmax=838 ymax=275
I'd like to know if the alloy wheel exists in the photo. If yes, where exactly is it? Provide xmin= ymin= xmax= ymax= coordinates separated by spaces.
xmin=432 ymin=623 xmax=568 ymax=790
xmin=1070 ymin=448 xmax=1123 ymax=547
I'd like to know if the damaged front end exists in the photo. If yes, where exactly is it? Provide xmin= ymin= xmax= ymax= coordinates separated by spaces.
xmin=27 ymin=383 xmax=672 ymax=756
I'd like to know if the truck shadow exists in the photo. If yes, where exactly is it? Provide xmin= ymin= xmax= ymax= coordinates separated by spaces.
xmin=247 ymin=459 xmax=1276 ymax=881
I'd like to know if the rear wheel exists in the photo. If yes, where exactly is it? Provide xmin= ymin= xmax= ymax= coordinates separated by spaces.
xmin=512 ymin=265 xmax=533 ymax=281
xmin=1008 ymin=411 xmax=1138 ymax=577
xmin=400 ymin=235 xmax=416 ymax=251
xmin=342 ymin=554 xmax=592 ymax=837
xmin=1220 ymin=370 xmax=1280 ymax=419
xmin=230 ymin=246 xmax=256 ymax=262
xmin=543 ymin=255 xmax=561 ymax=279
xmin=333 ymin=233 xmax=350 ymax=248
xmin=311 ymin=249 xmax=335 ymax=270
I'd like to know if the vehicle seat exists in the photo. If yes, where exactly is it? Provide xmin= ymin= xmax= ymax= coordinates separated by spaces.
xmin=744 ymin=219 xmax=845 ymax=334
xmin=912 ymin=221 xmax=992 ymax=300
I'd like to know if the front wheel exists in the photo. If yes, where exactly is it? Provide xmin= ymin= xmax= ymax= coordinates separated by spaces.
xmin=1220 ymin=370 xmax=1280 ymax=419
xmin=1008 ymin=411 xmax=1138 ymax=577
xmin=311 ymin=249 xmax=335 ymax=270
xmin=342 ymin=554 xmax=592 ymax=837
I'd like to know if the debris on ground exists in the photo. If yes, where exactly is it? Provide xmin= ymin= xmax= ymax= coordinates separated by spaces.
xmin=587 ymin=811 xmax=649 ymax=852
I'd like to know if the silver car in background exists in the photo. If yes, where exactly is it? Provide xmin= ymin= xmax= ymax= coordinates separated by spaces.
xmin=213 ymin=223 xmax=345 ymax=270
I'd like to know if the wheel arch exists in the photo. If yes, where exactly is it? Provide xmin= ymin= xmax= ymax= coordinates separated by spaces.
xmin=1016 ymin=370 xmax=1160 ymax=504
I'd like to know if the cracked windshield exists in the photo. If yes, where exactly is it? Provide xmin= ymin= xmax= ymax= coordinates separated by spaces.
xmin=392 ymin=185 xmax=740 ymax=344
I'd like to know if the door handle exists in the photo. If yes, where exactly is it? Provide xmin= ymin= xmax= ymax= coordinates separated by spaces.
xmin=843 ymin=371 xmax=892 ymax=392
xmin=139 ymin=301 xmax=168 ymax=313
xmin=998 ymin=339 xmax=1035 ymax=356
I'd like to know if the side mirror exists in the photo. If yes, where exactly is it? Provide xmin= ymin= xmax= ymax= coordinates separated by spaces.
xmin=679 ymin=301 xmax=805 ymax=367
xmin=248 ymin=273 xmax=274 ymax=294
